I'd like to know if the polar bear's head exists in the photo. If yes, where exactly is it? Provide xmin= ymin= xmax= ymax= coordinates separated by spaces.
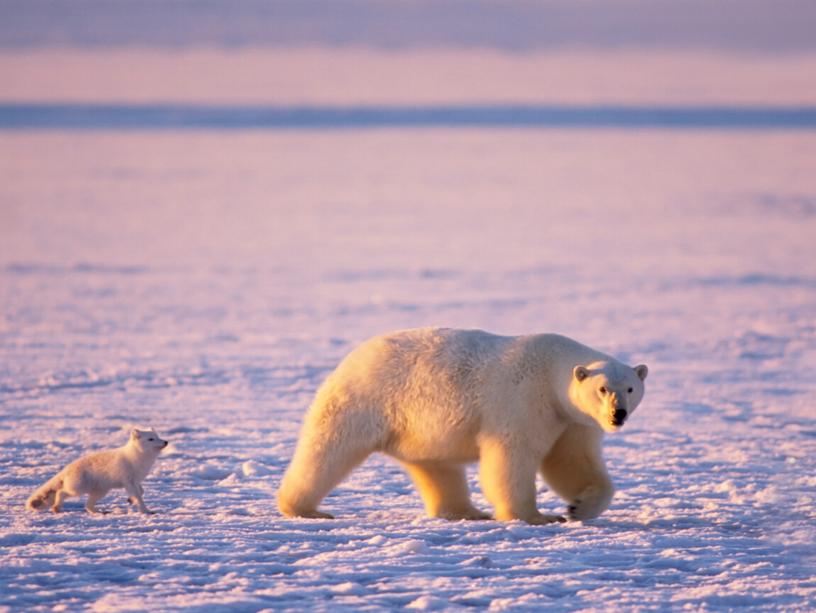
xmin=567 ymin=360 xmax=648 ymax=433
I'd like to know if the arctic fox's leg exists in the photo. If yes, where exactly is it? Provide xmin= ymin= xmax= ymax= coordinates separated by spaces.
xmin=127 ymin=484 xmax=144 ymax=506
xmin=85 ymin=490 xmax=108 ymax=514
xmin=479 ymin=439 xmax=565 ymax=525
xmin=51 ymin=489 xmax=68 ymax=513
xmin=402 ymin=461 xmax=489 ymax=520
xmin=125 ymin=482 xmax=153 ymax=514
xmin=540 ymin=424 xmax=614 ymax=520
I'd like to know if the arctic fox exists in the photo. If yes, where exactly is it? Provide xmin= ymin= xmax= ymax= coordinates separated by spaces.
xmin=26 ymin=428 xmax=168 ymax=514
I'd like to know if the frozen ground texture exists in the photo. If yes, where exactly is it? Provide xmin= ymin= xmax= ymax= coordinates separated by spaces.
xmin=1 ymin=127 xmax=816 ymax=611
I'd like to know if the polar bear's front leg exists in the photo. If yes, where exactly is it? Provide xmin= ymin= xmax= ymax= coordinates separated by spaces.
xmin=540 ymin=424 xmax=614 ymax=521
xmin=479 ymin=439 xmax=565 ymax=525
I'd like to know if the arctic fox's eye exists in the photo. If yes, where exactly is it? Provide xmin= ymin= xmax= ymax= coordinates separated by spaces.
xmin=628 ymin=387 xmax=634 ymax=394
xmin=148 ymin=438 xmax=155 ymax=441
xmin=599 ymin=386 xmax=607 ymax=394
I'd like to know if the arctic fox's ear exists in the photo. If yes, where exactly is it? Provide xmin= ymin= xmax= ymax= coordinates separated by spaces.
xmin=131 ymin=429 xmax=141 ymax=440
xmin=573 ymin=365 xmax=590 ymax=382
xmin=634 ymin=364 xmax=649 ymax=381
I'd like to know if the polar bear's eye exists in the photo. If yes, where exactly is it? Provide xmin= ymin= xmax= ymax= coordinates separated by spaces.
xmin=599 ymin=386 xmax=607 ymax=394
xmin=628 ymin=387 xmax=634 ymax=394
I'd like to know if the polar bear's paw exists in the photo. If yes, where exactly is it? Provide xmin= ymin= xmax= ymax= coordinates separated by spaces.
xmin=568 ymin=497 xmax=606 ymax=521
xmin=567 ymin=480 xmax=615 ymax=521
xmin=298 ymin=509 xmax=335 ymax=519
xmin=528 ymin=512 xmax=567 ymax=525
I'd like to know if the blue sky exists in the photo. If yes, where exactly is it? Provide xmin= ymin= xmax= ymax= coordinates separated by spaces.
xmin=1 ymin=0 xmax=815 ymax=52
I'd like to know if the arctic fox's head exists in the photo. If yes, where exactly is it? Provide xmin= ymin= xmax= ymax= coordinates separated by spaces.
xmin=567 ymin=360 xmax=648 ymax=433
xmin=130 ymin=428 xmax=169 ymax=454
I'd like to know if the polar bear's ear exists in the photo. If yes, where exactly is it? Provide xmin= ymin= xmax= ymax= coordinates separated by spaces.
xmin=131 ymin=429 xmax=141 ymax=440
xmin=634 ymin=364 xmax=649 ymax=381
xmin=573 ymin=366 xmax=590 ymax=382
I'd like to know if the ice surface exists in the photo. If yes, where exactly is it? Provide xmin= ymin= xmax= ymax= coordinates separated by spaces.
xmin=1 ymin=125 xmax=815 ymax=611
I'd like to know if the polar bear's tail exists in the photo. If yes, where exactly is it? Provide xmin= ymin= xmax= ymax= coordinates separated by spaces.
xmin=278 ymin=398 xmax=385 ymax=519
xmin=26 ymin=473 xmax=63 ymax=511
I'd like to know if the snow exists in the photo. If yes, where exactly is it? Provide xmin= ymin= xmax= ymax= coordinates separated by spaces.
xmin=2 ymin=45 xmax=816 ymax=613
xmin=1 ymin=127 xmax=814 ymax=611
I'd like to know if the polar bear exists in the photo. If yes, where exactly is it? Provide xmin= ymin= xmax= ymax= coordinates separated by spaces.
xmin=277 ymin=328 xmax=648 ymax=524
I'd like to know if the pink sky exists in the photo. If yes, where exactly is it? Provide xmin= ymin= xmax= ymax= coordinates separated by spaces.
xmin=2 ymin=48 xmax=816 ymax=106
xmin=3 ymin=1 xmax=815 ymax=107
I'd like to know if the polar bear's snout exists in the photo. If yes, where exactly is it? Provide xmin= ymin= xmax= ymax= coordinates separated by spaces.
xmin=612 ymin=408 xmax=628 ymax=426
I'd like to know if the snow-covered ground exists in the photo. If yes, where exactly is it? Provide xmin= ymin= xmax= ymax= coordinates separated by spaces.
xmin=1 ymin=126 xmax=815 ymax=610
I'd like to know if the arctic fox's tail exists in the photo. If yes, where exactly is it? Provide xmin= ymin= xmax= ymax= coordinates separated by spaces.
xmin=26 ymin=474 xmax=63 ymax=511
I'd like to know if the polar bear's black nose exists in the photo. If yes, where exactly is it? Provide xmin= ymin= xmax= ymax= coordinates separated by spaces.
xmin=613 ymin=409 xmax=628 ymax=425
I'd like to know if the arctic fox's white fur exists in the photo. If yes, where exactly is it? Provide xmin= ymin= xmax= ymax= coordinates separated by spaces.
xmin=26 ymin=428 xmax=168 ymax=514
xmin=278 ymin=328 xmax=648 ymax=524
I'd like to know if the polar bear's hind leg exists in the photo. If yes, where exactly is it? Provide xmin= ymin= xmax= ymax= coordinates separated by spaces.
xmin=277 ymin=438 xmax=375 ymax=519
xmin=277 ymin=401 xmax=385 ymax=519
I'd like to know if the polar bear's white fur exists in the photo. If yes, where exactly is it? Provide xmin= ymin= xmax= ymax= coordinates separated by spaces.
xmin=278 ymin=328 xmax=648 ymax=524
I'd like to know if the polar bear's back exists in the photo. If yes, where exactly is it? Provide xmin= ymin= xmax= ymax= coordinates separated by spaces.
xmin=332 ymin=327 xmax=510 ymax=391
xmin=321 ymin=327 xmax=509 ymax=405
xmin=304 ymin=328 xmax=515 ymax=460
xmin=305 ymin=328 xmax=606 ymax=462
xmin=319 ymin=327 xmax=600 ymax=408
